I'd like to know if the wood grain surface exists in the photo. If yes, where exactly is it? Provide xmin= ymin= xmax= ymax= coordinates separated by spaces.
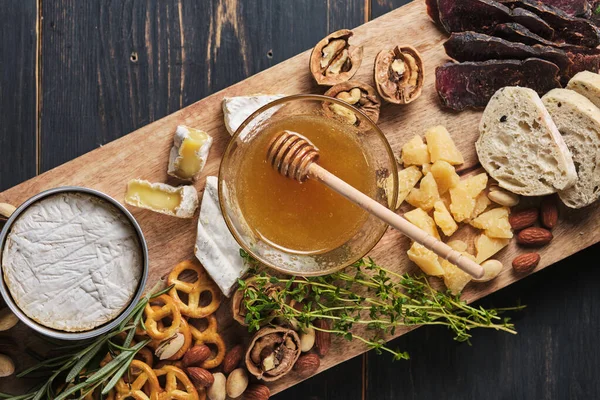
xmin=1 ymin=1 xmax=599 ymax=399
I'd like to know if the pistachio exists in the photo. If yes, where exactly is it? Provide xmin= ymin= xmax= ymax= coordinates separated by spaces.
xmin=0 ymin=354 xmax=15 ymax=377
xmin=0 ymin=308 xmax=19 ymax=331
xmin=374 ymin=45 xmax=424 ymax=104
xmin=310 ymin=29 xmax=363 ymax=86
xmin=323 ymin=81 xmax=381 ymax=124
xmin=155 ymin=332 xmax=185 ymax=360
xmin=299 ymin=327 xmax=316 ymax=352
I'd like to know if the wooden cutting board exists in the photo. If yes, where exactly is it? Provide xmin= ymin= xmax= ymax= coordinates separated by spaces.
xmin=1 ymin=0 xmax=599 ymax=396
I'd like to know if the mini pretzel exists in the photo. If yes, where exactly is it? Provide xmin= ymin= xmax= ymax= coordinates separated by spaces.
xmin=168 ymin=260 xmax=222 ymax=318
xmin=189 ymin=315 xmax=226 ymax=369
xmin=154 ymin=365 xmax=202 ymax=400
xmin=144 ymin=294 xmax=182 ymax=341
xmin=148 ymin=316 xmax=192 ymax=361
xmin=113 ymin=360 xmax=162 ymax=400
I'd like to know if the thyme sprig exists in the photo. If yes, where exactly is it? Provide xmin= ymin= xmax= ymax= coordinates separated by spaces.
xmin=0 ymin=283 xmax=174 ymax=400
xmin=239 ymin=252 xmax=524 ymax=360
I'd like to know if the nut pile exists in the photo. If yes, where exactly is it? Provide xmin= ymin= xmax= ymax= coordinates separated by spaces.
xmin=510 ymin=196 xmax=558 ymax=273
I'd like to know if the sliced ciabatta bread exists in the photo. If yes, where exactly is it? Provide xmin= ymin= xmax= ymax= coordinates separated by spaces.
xmin=567 ymin=71 xmax=600 ymax=109
xmin=542 ymin=88 xmax=600 ymax=208
xmin=477 ymin=86 xmax=577 ymax=196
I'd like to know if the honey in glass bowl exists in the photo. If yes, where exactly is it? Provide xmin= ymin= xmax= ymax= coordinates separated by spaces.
xmin=236 ymin=115 xmax=375 ymax=255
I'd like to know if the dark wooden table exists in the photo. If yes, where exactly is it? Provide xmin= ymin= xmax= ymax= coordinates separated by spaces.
xmin=1 ymin=1 xmax=599 ymax=398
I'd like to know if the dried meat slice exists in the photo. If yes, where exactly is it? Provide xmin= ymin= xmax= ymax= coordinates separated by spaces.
xmin=426 ymin=0 xmax=441 ymax=25
xmin=493 ymin=22 xmax=559 ymax=46
xmin=435 ymin=58 xmax=561 ymax=111
xmin=444 ymin=32 xmax=572 ymax=72
xmin=504 ymin=0 xmax=600 ymax=46
xmin=437 ymin=0 xmax=555 ymax=38
xmin=500 ymin=0 xmax=591 ymax=17
xmin=566 ymin=47 xmax=600 ymax=76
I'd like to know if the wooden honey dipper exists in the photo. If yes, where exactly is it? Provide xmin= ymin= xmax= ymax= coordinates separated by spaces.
xmin=266 ymin=130 xmax=485 ymax=279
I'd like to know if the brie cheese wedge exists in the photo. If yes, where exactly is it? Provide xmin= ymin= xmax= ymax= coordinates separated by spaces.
xmin=2 ymin=193 xmax=143 ymax=332
xmin=167 ymin=125 xmax=213 ymax=181
xmin=195 ymin=176 xmax=247 ymax=296
xmin=125 ymin=179 xmax=198 ymax=218
xmin=222 ymin=94 xmax=286 ymax=136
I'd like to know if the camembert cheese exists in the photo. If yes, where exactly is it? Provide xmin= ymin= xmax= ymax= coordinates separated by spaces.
xmin=125 ymin=180 xmax=198 ymax=218
xmin=1 ymin=192 xmax=143 ymax=332
xmin=167 ymin=125 xmax=213 ymax=181
xmin=195 ymin=176 xmax=247 ymax=296
xmin=222 ymin=94 xmax=285 ymax=136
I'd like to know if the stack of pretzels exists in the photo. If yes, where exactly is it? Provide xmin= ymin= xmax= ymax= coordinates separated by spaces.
xmin=102 ymin=259 xmax=227 ymax=400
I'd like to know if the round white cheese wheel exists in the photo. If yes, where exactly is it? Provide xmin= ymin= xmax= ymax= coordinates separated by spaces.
xmin=2 ymin=192 xmax=143 ymax=332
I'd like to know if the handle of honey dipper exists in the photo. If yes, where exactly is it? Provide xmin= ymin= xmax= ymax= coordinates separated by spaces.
xmin=307 ymin=163 xmax=485 ymax=279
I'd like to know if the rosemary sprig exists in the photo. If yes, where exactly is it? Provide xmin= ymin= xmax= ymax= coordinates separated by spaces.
xmin=239 ymin=252 xmax=524 ymax=360
xmin=0 ymin=284 xmax=173 ymax=400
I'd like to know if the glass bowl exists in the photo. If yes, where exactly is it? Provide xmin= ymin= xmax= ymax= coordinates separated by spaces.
xmin=219 ymin=94 xmax=398 ymax=276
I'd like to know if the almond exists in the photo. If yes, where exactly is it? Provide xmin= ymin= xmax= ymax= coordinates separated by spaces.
xmin=512 ymin=253 xmax=540 ymax=273
xmin=293 ymin=353 xmax=320 ymax=377
xmin=182 ymin=345 xmax=211 ymax=367
xmin=508 ymin=208 xmax=539 ymax=230
xmin=540 ymin=197 xmax=558 ymax=230
xmin=517 ymin=227 xmax=553 ymax=246
xmin=222 ymin=344 xmax=244 ymax=374
xmin=313 ymin=319 xmax=331 ymax=357
xmin=187 ymin=367 xmax=214 ymax=387
xmin=243 ymin=384 xmax=271 ymax=400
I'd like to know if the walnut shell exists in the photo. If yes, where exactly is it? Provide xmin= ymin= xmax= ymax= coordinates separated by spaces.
xmin=323 ymin=81 xmax=381 ymax=124
xmin=245 ymin=326 xmax=301 ymax=382
xmin=232 ymin=278 xmax=278 ymax=327
xmin=310 ymin=29 xmax=363 ymax=86
xmin=374 ymin=45 xmax=424 ymax=104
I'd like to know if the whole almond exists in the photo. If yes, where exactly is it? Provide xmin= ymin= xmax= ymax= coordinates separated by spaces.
xmin=293 ymin=353 xmax=320 ymax=377
xmin=540 ymin=197 xmax=558 ymax=230
xmin=517 ymin=227 xmax=553 ymax=246
xmin=243 ymin=384 xmax=271 ymax=400
xmin=509 ymin=208 xmax=539 ymax=230
xmin=223 ymin=344 xmax=244 ymax=374
xmin=187 ymin=367 xmax=214 ymax=387
xmin=313 ymin=319 xmax=331 ymax=357
xmin=512 ymin=253 xmax=540 ymax=273
xmin=182 ymin=345 xmax=211 ymax=367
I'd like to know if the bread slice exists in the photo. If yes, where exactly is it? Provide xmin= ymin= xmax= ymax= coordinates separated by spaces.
xmin=477 ymin=86 xmax=577 ymax=196
xmin=567 ymin=71 xmax=600 ymax=109
xmin=542 ymin=88 xmax=600 ymax=208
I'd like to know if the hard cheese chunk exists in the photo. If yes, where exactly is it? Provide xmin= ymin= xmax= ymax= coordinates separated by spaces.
xmin=425 ymin=125 xmax=465 ymax=165
xmin=449 ymin=173 xmax=488 ymax=222
xmin=168 ymin=126 xmax=213 ymax=181
xmin=195 ymin=176 xmax=248 ymax=296
xmin=125 ymin=180 xmax=198 ymax=218
xmin=404 ymin=208 xmax=440 ymax=239
xmin=470 ymin=207 xmax=513 ymax=239
xmin=433 ymin=201 xmax=458 ymax=236
xmin=396 ymin=166 xmax=422 ymax=208
xmin=441 ymin=252 xmax=475 ymax=295
xmin=402 ymin=135 xmax=430 ymax=166
xmin=475 ymin=233 xmax=510 ymax=263
xmin=406 ymin=172 xmax=440 ymax=211
xmin=430 ymin=160 xmax=459 ymax=195
xmin=471 ymin=192 xmax=491 ymax=219
xmin=222 ymin=94 xmax=285 ymax=136
xmin=407 ymin=242 xmax=444 ymax=276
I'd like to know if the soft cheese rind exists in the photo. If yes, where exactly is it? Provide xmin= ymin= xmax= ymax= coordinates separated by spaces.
xmin=195 ymin=176 xmax=247 ymax=296
xmin=167 ymin=125 xmax=213 ymax=181
xmin=125 ymin=180 xmax=199 ymax=218
xmin=222 ymin=94 xmax=285 ymax=136
xmin=477 ymin=86 xmax=577 ymax=196
xmin=542 ymin=88 xmax=600 ymax=208
xmin=2 ymin=193 xmax=143 ymax=332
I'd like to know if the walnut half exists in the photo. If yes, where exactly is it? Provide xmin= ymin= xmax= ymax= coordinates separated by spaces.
xmin=245 ymin=327 xmax=301 ymax=382
xmin=310 ymin=29 xmax=363 ymax=86
xmin=374 ymin=45 xmax=424 ymax=104
xmin=323 ymin=81 xmax=381 ymax=124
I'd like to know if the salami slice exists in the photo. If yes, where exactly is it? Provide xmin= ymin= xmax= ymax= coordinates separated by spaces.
xmin=444 ymin=32 xmax=572 ymax=72
xmin=435 ymin=58 xmax=561 ymax=111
